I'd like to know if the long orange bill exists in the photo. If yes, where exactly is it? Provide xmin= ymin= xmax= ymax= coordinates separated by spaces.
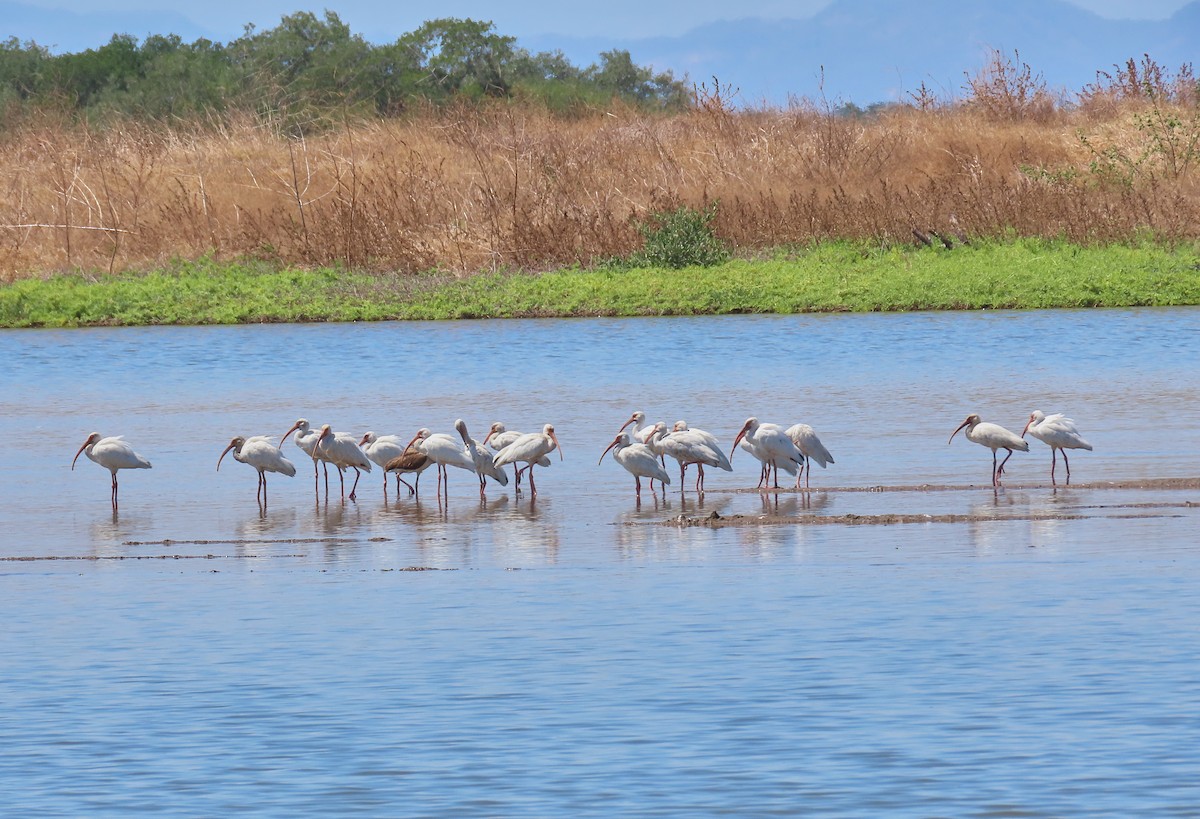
xmin=280 ymin=423 xmax=300 ymax=445
xmin=550 ymin=430 xmax=564 ymax=460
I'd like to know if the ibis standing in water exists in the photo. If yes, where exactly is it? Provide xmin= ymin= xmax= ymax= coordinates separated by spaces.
xmin=599 ymin=431 xmax=671 ymax=499
xmin=409 ymin=426 xmax=477 ymax=498
xmin=493 ymin=424 xmax=562 ymax=496
xmin=730 ymin=418 xmax=803 ymax=489
xmin=785 ymin=423 xmax=835 ymax=490
xmin=280 ymin=418 xmax=329 ymax=493
xmin=385 ymin=432 xmax=433 ymax=496
xmin=71 ymin=432 xmax=152 ymax=508
xmin=217 ymin=436 xmax=296 ymax=503
xmin=656 ymin=421 xmax=733 ymax=492
xmin=1022 ymin=410 xmax=1093 ymax=485
xmin=456 ymin=420 xmax=509 ymax=495
xmin=618 ymin=411 xmax=661 ymax=445
xmin=483 ymin=422 xmax=545 ymax=487
xmin=312 ymin=424 xmax=372 ymax=501
xmin=360 ymin=432 xmax=409 ymax=496
xmin=948 ymin=413 xmax=1029 ymax=486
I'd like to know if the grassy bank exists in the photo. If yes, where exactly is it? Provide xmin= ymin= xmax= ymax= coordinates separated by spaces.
xmin=2 ymin=239 xmax=1198 ymax=328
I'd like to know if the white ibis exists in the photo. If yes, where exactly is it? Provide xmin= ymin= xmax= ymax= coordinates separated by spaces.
xmin=618 ymin=411 xmax=659 ymax=445
xmin=785 ymin=423 xmax=835 ymax=490
xmin=733 ymin=421 xmax=799 ymax=488
xmin=599 ymin=431 xmax=671 ymax=498
xmin=730 ymin=418 xmax=803 ymax=489
xmin=71 ymin=432 xmax=152 ymax=507
xmin=360 ymin=432 xmax=409 ymax=495
xmin=657 ymin=421 xmax=733 ymax=492
xmin=493 ymin=424 xmax=562 ymax=495
xmin=409 ymin=426 xmax=476 ymax=497
xmin=455 ymin=419 xmax=509 ymax=495
xmin=217 ymin=436 xmax=296 ymax=502
xmin=280 ymin=418 xmax=329 ymax=493
xmin=312 ymin=424 xmax=372 ymax=500
xmin=949 ymin=413 xmax=1029 ymax=486
xmin=385 ymin=432 xmax=433 ymax=496
xmin=623 ymin=412 xmax=669 ymax=490
xmin=1022 ymin=410 xmax=1093 ymax=485
xmin=483 ymin=422 xmax=547 ymax=486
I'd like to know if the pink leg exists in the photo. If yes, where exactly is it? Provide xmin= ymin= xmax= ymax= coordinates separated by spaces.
xmin=997 ymin=448 xmax=1016 ymax=485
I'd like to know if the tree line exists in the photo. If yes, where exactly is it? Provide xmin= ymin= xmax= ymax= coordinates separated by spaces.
xmin=0 ymin=12 xmax=690 ymax=128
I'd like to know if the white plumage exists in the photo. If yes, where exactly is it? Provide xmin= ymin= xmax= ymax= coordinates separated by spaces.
xmin=493 ymin=424 xmax=562 ymax=495
xmin=456 ymin=419 xmax=509 ymax=493
xmin=280 ymin=417 xmax=330 ymax=492
xmin=71 ymin=432 xmax=152 ymax=507
xmin=412 ymin=425 xmax=477 ymax=497
xmin=619 ymin=411 xmax=660 ymax=445
xmin=657 ymin=421 xmax=733 ymax=491
xmin=785 ymin=423 xmax=835 ymax=490
xmin=731 ymin=417 xmax=803 ymax=489
xmin=1022 ymin=410 xmax=1093 ymax=485
xmin=483 ymin=422 xmax=544 ymax=486
xmin=217 ymin=435 xmax=296 ymax=501
xmin=312 ymin=424 xmax=372 ymax=501
xmin=599 ymin=432 xmax=671 ymax=498
xmin=360 ymin=432 xmax=410 ymax=494
xmin=949 ymin=413 xmax=1029 ymax=486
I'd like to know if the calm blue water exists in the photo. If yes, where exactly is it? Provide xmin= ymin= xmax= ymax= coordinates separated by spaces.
xmin=1 ymin=310 xmax=1198 ymax=816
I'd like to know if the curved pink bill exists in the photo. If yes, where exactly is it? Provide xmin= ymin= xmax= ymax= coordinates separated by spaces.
xmin=948 ymin=420 xmax=970 ymax=444
xmin=217 ymin=442 xmax=237 ymax=471
xmin=598 ymin=437 xmax=620 ymax=465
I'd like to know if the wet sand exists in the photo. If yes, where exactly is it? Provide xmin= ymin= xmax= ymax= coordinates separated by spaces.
xmin=661 ymin=477 xmax=1200 ymax=528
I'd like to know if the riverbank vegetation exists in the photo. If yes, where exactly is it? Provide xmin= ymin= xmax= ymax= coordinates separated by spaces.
xmin=2 ymin=18 xmax=1199 ymax=323
xmin=3 ymin=239 xmax=1197 ymax=327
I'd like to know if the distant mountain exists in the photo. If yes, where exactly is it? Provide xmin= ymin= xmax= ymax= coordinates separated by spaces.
xmin=525 ymin=0 xmax=1200 ymax=104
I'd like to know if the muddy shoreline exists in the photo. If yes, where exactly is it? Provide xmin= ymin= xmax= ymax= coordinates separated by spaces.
xmin=662 ymin=477 xmax=1200 ymax=528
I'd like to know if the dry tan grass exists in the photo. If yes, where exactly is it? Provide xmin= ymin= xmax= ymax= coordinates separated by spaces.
xmin=1 ymin=94 xmax=1198 ymax=281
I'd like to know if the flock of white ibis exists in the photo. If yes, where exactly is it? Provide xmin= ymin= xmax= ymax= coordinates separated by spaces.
xmin=71 ymin=409 xmax=1093 ymax=508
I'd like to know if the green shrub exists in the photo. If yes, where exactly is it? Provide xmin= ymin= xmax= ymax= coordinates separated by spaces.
xmin=628 ymin=203 xmax=731 ymax=269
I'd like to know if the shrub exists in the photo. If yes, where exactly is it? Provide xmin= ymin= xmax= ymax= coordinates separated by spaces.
xmin=628 ymin=203 xmax=731 ymax=269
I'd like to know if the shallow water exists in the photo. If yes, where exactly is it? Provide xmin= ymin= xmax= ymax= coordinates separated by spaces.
xmin=2 ymin=310 xmax=1198 ymax=816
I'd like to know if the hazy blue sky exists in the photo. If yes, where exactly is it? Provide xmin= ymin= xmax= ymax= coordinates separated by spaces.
xmin=8 ymin=0 xmax=1195 ymax=43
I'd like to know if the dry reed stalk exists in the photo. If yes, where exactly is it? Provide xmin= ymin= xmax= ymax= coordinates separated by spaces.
xmin=1 ymin=95 xmax=1198 ymax=279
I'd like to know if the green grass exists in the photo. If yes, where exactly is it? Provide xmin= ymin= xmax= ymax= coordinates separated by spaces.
xmin=2 ymin=239 xmax=1199 ymax=328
